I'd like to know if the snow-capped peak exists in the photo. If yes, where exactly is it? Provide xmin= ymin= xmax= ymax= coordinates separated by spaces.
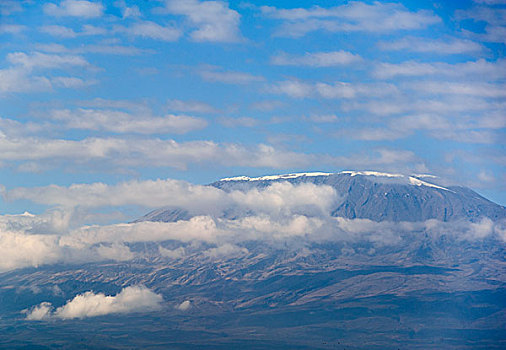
xmin=219 ymin=171 xmax=451 ymax=191
xmin=220 ymin=172 xmax=333 ymax=182
xmin=339 ymin=170 xmax=403 ymax=178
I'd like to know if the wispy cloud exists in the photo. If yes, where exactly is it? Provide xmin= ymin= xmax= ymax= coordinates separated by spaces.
xmin=378 ymin=37 xmax=484 ymax=55
xmin=271 ymin=51 xmax=362 ymax=67
xmin=49 ymin=108 xmax=208 ymax=134
xmin=114 ymin=20 xmax=181 ymax=41
xmin=261 ymin=2 xmax=440 ymax=37
xmin=198 ymin=66 xmax=264 ymax=84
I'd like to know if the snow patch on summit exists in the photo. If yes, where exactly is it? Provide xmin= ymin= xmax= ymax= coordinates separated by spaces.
xmin=408 ymin=176 xmax=452 ymax=192
xmin=220 ymin=172 xmax=333 ymax=182
xmin=339 ymin=170 xmax=403 ymax=178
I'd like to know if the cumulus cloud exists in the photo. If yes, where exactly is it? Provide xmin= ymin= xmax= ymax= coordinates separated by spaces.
xmin=261 ymin=2 xmax=440 ymax=37
xmin=271 ymin=51 xmax=362 ymax=67
xmin=44 ymin=0 xmax=104 ymax=18
xmin=176 ymin=300 xmax=191 ymax=311
xmin=25 ymin=286 xmax=163 ymax=320
xmin=163 ymin=0 xmax=242 ymax=42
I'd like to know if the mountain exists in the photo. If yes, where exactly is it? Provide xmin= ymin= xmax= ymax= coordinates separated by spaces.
xmin=2 ymin=171 xmax=505 ymax=349
xmin=138 ymin=171 xmax=506 ymax=223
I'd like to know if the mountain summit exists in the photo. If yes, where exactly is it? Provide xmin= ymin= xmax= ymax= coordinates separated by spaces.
xmin=138 ymin=171 xmax=505 ymax=223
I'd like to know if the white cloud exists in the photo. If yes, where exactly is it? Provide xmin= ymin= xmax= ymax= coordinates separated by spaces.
xmin=7 ymin=52 xmax=90 ymax=70
xmin=164 ymin=0 xmax=242 ymax=42
xmin=167 ymin=99 xmax=217 ymax=113
xmin=217 ymin=116 xmax=258 ymax=128
xmin=268 ymin=80 xmax=313 ymax=98
xmin=36 ymin=43 xmax=149 ymax=56
xmin=4 ymin=180 xmax=337 ymax=219
xmin=0 ymin=231 xmax=62 ymax=271
xmin=269 ymin=80 xmax=398 ymax=99
xmin=203 ymin=243 xmax=248 ymax=258
xmin=271 ymin=51 xmax=362 ymax=67
xmin=40 ymin=24 xmax=107 ymax=38
xmin=115 ymin=20 xmax=181 ymax=41
xmin=306 ymin=114 xmax=339 ymax=123
xmin=261 ymin=2 xmax=440 ymax=37
xmin=159 ymin=246 xmax=186 ymax=259
xmin=40 ymin=25 xmax=78 ymax=38
xmin=0 ymin=0 xmax=23 ymax=16
xmin=0 ymin=133 xmax=312 ymax=170
xmin=0 ymin=67 xmax=52 ymax=93
xmin=374 ymin=59 xmax=506 ymax=80
xmin=25 ymin=286 xmax=163 ymax=320
xmin=0 ymin=24 xmax=27 ymax=35
xmin=114 ymin=0 xmax=141 ymax=18
xmin=52 ymin=77 xmax=97 ymax=88
xmin=44 ymin=0 xmax=104 ymax=18
xmin=378 ymin=37 xmax=484 ymax=54
xmin=50 ymin=108 xmax=207 ymax=134
xmin=176 ymin=300 xmax=191 ymax=311
xmin=199 ymin=67 xmax=264 ymax=84
xmin=408 ymin=81 xmax=506 ymax=98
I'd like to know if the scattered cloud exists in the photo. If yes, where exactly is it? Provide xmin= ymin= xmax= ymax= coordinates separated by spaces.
xmin=261 ymin=2 xmax=440 ymax=37
xmin=7 ymin=52 xmax=90 ymax=70
xmin=36 ymin=43 xmax=149 ymax=56
xmin=0 ymin=133 xmax=313 ymax=171
xmin=198 ymin=66 xmax=264 ymax=84
xmin=40 ymin=24 xmax=107 ymax=38
xmin=271 ymin=50 xmax=362 ymax=67
xmin=44 ymin=0 xmax=104 ymax=18
xmin=378 ymin=37 xmax=484 ymax=54
xmin=114 ymin=20 xmax=182 ymax=41
xmin=269 ymin=80 xmax=398 ymax=99
xmin=49 ymin=108 xmax=208 ymax=134
xmin=0 ymin=24 xmax=27 ymax=35
xmin=250 ymin=100 xmax=284 ymax=111
xmin=25 ymin=286 xmax=163 ymax=320
xmin=163 ymin=0 xmax=242 ymax=42
xmin=114 ymin=0 xmax=141 ymax=18
xmin=217 ymin=116 xmax=258 ymax=128
xmin=374 ymin=59 xmax=506 ymax=80
xmin=167 ymin=99 xmax=217 ymax=113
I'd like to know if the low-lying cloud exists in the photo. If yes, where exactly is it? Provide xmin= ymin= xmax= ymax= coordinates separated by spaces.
xmin=24 ymin=285 xmax=163 ymax=320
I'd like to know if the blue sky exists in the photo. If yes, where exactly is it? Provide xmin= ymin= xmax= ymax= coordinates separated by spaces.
xmin=0 ymin=0 xmax=505 ymax=218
